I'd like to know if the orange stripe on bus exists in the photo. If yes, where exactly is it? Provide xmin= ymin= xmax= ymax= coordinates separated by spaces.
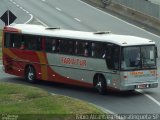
xmin=3 ymin=48 xmax=21 ymax=59
xmin=36 ymin=52 xmax=48 ymax=80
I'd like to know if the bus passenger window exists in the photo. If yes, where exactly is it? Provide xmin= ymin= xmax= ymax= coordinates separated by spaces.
xmin=58 ymin=40 xmax=74 ymax=55
xmin=113 ymin=47 xmax=120 ymax=69
xmin=68 ymin=41 xmax=74 ymax=54
xmin=28 ymin=40 xmax=35 ymax=50
xmin=51 ymin=40 xmax=56 ymax=52
xmin=84 ymin=42 xmax=89 ymax=56
xmin=60 ymin=40 xmax=68 ymax=54
xmin=20 ymin=41 xmax=25 ymax=49
xmin=75 ymin=41 xmax=91 ymax=57
xmin=91 ymin=43 xmax=95 ymax=57
xmin=56 ymin=40 xmax=61 ymax=53
xmin=93 ymin=42 xmax=105 ymax=58
xmin=76 ymin=41 xmax=84 ymax=56
xmin=5 ymin=33 xmax=24 ymax=49
xmin=24 ymin=35 xmax=42 ymax=51
xmin=37 ymin=37 xmax=42 ymax=51
xmin=13 ymin=34 xmax=22 ymax=48
xmin=45 ymin=37 xmax=56 ymax=53
xmin=4 ymin=33 xmax=11 ymax=48
xmin=106 ymin=45 xmax=120 ymax=70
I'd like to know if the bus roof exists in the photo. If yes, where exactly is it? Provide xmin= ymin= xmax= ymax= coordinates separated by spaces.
xmin=5 ymin=24 xmax=155 ymax=46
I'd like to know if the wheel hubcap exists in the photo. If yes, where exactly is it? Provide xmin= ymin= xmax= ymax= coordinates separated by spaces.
xmin=96 ymin=76 xmax=102 ymax=91
xmin=97 ymin=81 xmax=102 ymax=89
xmin=28 ymin=67 xmax=34 ymax=81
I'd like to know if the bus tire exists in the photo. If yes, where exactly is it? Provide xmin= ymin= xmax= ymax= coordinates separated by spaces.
xmin=94 ymin=74 xmax=107 ymax=95
xmin=25 ymin=66 xmax=37 ymax=83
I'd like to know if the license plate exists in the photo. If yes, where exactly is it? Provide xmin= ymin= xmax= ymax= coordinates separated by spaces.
xmin=137 ymin=84 xmax=149 ymax=89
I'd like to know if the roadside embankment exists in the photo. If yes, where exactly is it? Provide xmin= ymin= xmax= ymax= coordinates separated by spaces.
xmin=0 ymin=29 xmax=2 ymax=60
xmin=84 ymin=0 xmax=160 ymax=32
xmin=0 ymin=82 xmax=105 ymax=120
xmin=0 ymin=29 xmax=2 ymax=48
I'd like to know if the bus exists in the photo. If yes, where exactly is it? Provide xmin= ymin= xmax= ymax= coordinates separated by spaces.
xmin=2 ymin=24 xmax=158 ymax=94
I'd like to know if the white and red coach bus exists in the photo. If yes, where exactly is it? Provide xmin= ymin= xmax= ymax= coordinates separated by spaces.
xmin=2 ymin=24 xmax=158 ymax=94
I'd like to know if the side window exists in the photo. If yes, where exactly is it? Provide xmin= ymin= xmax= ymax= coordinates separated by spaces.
xmin=59 ymin=39 xmax=75 ymax=55
xmin=56 ymin=40 xmax=61 ymax=53
xmin=24 ymin=35 xmax=42 ymax=51
xmin=60 ymin=40 xmax=68 ymax=54
xmin=106 ymin=44 xmax=120 ymax=70
xmin=92 ymin=42 xmax=106 ymax=58
xmin=4 ymin=33 xmax=22 ymax=48
xmin=75 ymin=41 xmax=84 ymax=56
xmin=13 ymin=34 xmax=22 ymax=48
xmin=45 ymin=39 xmax=61 ymax=53
xmin=67 ymin=40 xmax=74 ymax=54
xmin=4 ymin=33 xmax=12 ymax=48
xmin=112 ymin=46 xmax=120 ymax=70
xmin=84 ymin=42 xmax=91 ymax=57
xmin=37 ymin=37 xmax=42 ymax=51
xmin=45 ymin=37 xmax=56 ymax=53
xmin=75 ymin=41 xmax=91 ymax=57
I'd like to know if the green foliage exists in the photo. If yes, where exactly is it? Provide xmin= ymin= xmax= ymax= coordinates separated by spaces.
xmin=0 ymin=30 xmax=2 ymax=59
xmin=0 ymin=83 xmax=104 ymax=119
xmin=0 ymin=30 xmax=2 ymax=48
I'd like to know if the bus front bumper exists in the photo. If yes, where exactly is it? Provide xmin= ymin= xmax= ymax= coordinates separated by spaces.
xmin=119 ymin=82 xmax=158 ymax=91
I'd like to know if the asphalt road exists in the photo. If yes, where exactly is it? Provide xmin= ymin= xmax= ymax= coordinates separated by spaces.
xmin=0 ymin=0 xmax=160 ymax=114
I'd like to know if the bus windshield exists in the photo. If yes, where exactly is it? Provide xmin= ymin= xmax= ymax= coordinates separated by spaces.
xmin=121 ymin=45 xmax=156 ymax=70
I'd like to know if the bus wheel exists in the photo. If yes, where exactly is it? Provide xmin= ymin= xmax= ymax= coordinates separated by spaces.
xmin=25 ymin=66 xmax=36 ymax=83
xmin=95 ymin=75 xmax=107 ymax=95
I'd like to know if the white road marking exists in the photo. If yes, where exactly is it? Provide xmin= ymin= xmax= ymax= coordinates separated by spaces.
xmin=136 ymin=90 xmax=160 ymax=107
xmin=25 ymin=14 xmax=33 ymax=24
xmin=93 ymin=104 xmax=124 ymax=120
xmin=23 ymin=9 xmax=28 ymax=13
xmin=26 ymin=11 xmax=29 ymax=14
xmin=22 ymin=8 xmax=26 ymax=12
xmin=78 ymin=0 xmax=160 ymax=39
xmin=35 ymin=17 xmax=48 ymax=27
xmin=94 ymin=104 xmax=115 ymax=114
xmin=74 ymin=18 xmax=81 ymax=22
xmin=12 ymin=1 xmax=16 ymax=4
xmin=9 ymin=0 xmax=33 ymax=24
xmin=16 ymin=4 xmax=19 ymax=7
xmin=20 ymin=6 xmax=23 ymax=9
xmin=56 ymin=7 xmax=62 ymax=11
xmin=42 ymin=0 xmax=46 ymax=2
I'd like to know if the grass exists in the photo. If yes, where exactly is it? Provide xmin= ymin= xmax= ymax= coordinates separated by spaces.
xmin=0 ymin=82 xmax=105 ymax=120
xmin=0 ymin=29 xmax=2 ymax=48
xmin=0 ymin=29 xmax=2 ymax=60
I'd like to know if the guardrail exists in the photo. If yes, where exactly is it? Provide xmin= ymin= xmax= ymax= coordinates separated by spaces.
xmin=86 ymin=0 xmax=160 ymax=31
xmin=113 ymin=0 xmax=160 ymax=19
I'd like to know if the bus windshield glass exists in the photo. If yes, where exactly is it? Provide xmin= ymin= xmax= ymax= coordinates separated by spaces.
xmin=121 ymin=46 xmax=156 ymax=70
